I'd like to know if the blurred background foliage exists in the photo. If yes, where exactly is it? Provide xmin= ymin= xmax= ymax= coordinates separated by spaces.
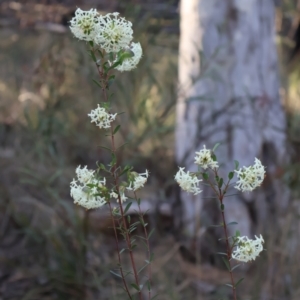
xmin=0 ymin=0 xmax=300 ymax=299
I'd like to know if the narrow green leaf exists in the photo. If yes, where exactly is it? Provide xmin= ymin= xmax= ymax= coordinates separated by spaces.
xmin=234 ymin=160 xmax=239 ymax=170
xmin=216 ymin=252 xmax=227 ymax=256
xmin=127 ymin=215 xmax=131 ymax=224
xmin=235 ymin=277 xmax=244 ymax=287
xmin=113 ymin=125 xmax=121 ymax=135
xmin=89 ymin=41 xmax=94 ymax=47
xmin=220 ymin=203 xmax=225 ymax=211
xmin=150 ymin=253 xmax=154 ymax=262
xmin=218 ymin=177 xmax=223 ymax=188
xmin=227 ymin=221 xmax=238 ymax=226
xmin=92 ymin=79 xmax=102 ymax=88
xmin=124 ymin=202 xmax=132 ymax=214
xmin=131 ymin=283 xmax=140 ymax=291
xmin=110 ymin=270 xmax=122 ymax=278
xmin=231 ymin=264 xmax=241 ymax=272
xmin=222 ymin=257 xmax=231 ymax=271
xmin=90 ymin=50 xmax=97 ymax=62
xmin=228 ymin=171 xmax=234 ymax=179
xmin=225 ymin=284 xmax=233 ymax=288
xmin=212 ymin=143 xmax=221 ymax=152
xmin=119 ymin=248 xmax=126 ymax=254
xmin=148 ymin=228 xmax=155 ymax=239
xmin=235 ymin=230 xmax=240 ymax=237
xmin=202 ymin=172 xmax=209 ymax=180
xmin=147 ymin=280 xmax=151 ymax=291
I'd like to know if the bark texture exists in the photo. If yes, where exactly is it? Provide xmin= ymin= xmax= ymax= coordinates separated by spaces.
xmin=176 ymin=0 xmax=288 ymax=238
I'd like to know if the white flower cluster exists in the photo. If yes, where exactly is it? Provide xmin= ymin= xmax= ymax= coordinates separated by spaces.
xmin=70 ymin=8 xmax=142 ymax=71
xmin=174 ymin=167 xmax=202 ymax=195
xmin=115 ymin=42 xmax=143 ymax=72
xmin=88 ymin=104 xmax=117 ymax=129
xmin=234 ymin=158 xmax=265 ymax=192
xmin=194 ymin=145 xmax=219 ymax=169
xmin=127 ymin=170 xmax=149 ymax=191
xmin=232 ymin=235 xmax=264 ymax=263
xmin=69 ymin=8 xmax=99 ymax=42
xmin=70 ymin=166 xmax=106 ymax=209
xmin=95 ymin=12 xmax=133 ymax=53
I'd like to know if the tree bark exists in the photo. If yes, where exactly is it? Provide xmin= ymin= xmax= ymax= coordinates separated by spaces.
xmin=176 ymin=0 xmax=289 ymax=239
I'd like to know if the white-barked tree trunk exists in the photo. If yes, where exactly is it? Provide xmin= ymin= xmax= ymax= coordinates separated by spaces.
xmin=176 ymin=0 xmax=289 ymax=239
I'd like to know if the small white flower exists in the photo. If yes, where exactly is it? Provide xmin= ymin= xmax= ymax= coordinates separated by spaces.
xmin=115 ymin=42 xmax=143 ymax=72
xmin=127 ymin=170 xmax=149 ymax=191
xmin=175 ymin=167 xmax=202 ymax=195
xmin=194 ymin=145 xmax=219 ymax=169
xmin=70 ymin=165 xmax=106 ymax=210
xmin=95 ymin=12 xmax=133 ymax=53
xmin=234 ymin=158 xmax=265 ymax=192
xmin=69 ymin=8 xmax=99 ymax=41
xmin=110 ymin=191 xmax=127 ymax=203
xmin=232 ymin=235 xmax=264 ymax=263
xmin=88 ymin=105 xmax=117 ymax=129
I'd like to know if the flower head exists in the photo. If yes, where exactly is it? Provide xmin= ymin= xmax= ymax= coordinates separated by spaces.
xmin=127 ymin=170 xmax=149 ymax=191
xmin=69 ymin=8 xmax=99 ymax=41
xmin=115 ymin=42 xmax=143 ymax=72
xmin=88 ymin=105 xmax=117 ymax=129
xmin=70 ymin=165 xmax=106 ymax=210
xmin=234 ymin=158 xmax=265 ymax=192
xmin=95 ymin=12 xmax=133 ymax=53
xmin=175 ymin=167 xmax=202 ymax=195
xmin=232 ymin=235 xmax=264 ymax=263
xmin=194 ymin=145 xmax=219 ymax=169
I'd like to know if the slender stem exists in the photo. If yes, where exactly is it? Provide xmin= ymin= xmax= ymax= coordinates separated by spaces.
xmin=212 ymin=169 xmax=237 ymax=300
xmin=134 ymin=191 xmax=152 ymax=300
xmin=108 ymin=203 xmax=132 ymax=299
xmin=96 ymin=62 xmax=142 ymax=299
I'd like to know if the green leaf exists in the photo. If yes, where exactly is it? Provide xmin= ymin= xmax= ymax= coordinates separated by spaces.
xmin=92 ymin=79 xmax=102 ymax=88
xmin=90 ymin=50 xmax=97 ymax=62
xmin=130 ymin=283 xmax=140 ymax=291
xmin=119 ymin=166 xmax=131 ymax=177
xmin=212 ymin=143 xmax=221 ymax=152
xmin=150 ymin=253 xmax=154 ymax=262
xmin=222 ymin=257 xmax=231 ymax=271
xmin=202 ymin=172 xmax=209 ymax=180
xmin=220 ymin=203 xmax=225 ymax=211
xmin=124 ymin=202 xmax=132 ymax=214
xmin=110 ymin=270 xmax=122 ymax=278
xmin=113 ymin=125 xmax=121 ymax=135
xmin=235 ymin=230 xmax=240 ymax=237
xmin=147 ymin=280 xmax=151 ymax=291
xmin=148 ymin=228 xmax=155 ymax=239
xmin=234 ymin=160 xmax=239 ymax=170
xmin=235 ymin=277 xmax=244 ymax=287
xmin=127 ymin=215 xmax=131 ymax=224
xmin=89 ymin=41 xmax=94 ymax=47
xmin=111 ymin=153 xmax=117 ymax=166
xmin=227 ymin=221 xmax=238 ymax=226
xmin=119 ymin=248 xmax=126 ymax=254
xmin=231 ymin=264 xmax=240 ymax=271
xmin=228 ymin=171 xmax=234 ymax=179
xmin=225 ymin=284 xmax=233 ymax=288
xmin=216 ymin=252 xmax=227 ymax=256
xmin=218 ymin=177 xmax=223 ymax=188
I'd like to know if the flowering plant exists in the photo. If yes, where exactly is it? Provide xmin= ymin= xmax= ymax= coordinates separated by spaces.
xmin=69 ymin=8 xmax=150 ymax=300
xmin=175 ymin=144 xmax=266 ymax=299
